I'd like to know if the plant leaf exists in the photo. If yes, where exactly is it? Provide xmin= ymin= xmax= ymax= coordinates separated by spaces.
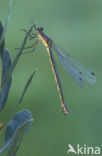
xmin=0 ymin=22 xmax=5 ymax=56
xmin=8 ymin=69 xmax=37 ymax=119
xmin=0 ymin=110 xmax=33 ymax=156
xmin=0 ymin=22 xmax=3 ymax=38
xmin=0 ymin=49 xmax=12 ymax=111
xmin=0 ymin=0 xmax=13 ymax=45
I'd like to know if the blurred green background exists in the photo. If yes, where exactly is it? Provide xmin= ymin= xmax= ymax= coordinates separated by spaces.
xmin=0 ymin=0 xmax=102 ymax=155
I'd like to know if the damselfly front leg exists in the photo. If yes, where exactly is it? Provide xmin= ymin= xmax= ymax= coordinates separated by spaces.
xmin=21 ymin=28 xmax=33 ymax=39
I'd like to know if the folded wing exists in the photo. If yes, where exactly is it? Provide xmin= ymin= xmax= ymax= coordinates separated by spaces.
xmin=52 ymin=43 xmax=96 ymax=87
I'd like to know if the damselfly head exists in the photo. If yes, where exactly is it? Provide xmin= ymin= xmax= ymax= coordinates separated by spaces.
xmin=36 ymin=27 xmax=43 ymax=31
xmin=36 ymin=27 xmax=44 ymax=34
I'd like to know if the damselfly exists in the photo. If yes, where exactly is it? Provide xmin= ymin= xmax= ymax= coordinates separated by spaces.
xmin=27 ymin=25 xmax=96 ymax=115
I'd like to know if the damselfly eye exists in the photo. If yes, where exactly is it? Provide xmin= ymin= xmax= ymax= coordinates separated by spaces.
xmin=37 ymin=27 xmax=44 ymax=31
xmin=40 ymin=27 xmax=43 ymax=31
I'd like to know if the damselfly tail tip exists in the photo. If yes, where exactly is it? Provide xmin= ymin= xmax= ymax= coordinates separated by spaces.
xmin=62 ymin=104 xmax=69 ymax=115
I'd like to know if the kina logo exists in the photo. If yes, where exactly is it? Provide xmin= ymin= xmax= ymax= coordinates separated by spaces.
xmin=67 ymin=144 xmax=101 ymax=155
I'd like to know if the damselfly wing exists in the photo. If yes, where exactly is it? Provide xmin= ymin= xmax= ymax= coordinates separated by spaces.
xmin=52 ymin=43 xmax=96 ymax=87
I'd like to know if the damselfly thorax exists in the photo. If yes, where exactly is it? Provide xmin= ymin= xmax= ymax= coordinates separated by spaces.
xmin=35 ymin=28 xmax=53 ymax=49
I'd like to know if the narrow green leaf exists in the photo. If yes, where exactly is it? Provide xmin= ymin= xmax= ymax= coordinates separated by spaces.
xmin=0 ymin=0 xmax=13 ymax=45
xmin=8 ymin=69 xmax=37 ymax=120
